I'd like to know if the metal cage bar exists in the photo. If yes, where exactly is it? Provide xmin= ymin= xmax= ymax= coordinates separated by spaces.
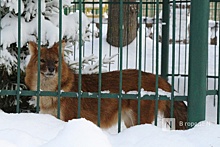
xmin=57 ymin=0 xmax=63 ymax=119
xmin=16 ymin=0 xmax=22 ymax=113
xmin=97 ymin=0 xmax=103 ymax=128
xmin=188 ymin=0 xmax=209 ymax=127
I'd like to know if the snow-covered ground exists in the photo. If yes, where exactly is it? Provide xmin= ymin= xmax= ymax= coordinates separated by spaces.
xmin=0 ymin=111 xmax=219 ymax=147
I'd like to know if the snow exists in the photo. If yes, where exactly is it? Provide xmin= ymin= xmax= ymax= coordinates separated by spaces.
xmin=0 ymin=111 xmax=219 ymax=147
xmin=1 ymin=0 xmax=24 ymax=14
xmin=126 ymin=88 xmax=179 ymax=98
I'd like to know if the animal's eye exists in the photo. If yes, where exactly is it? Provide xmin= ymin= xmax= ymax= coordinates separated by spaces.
xmin=40 ymin=59 xmax=45 ymax=63
xmin=54 ymin=61 xmax=58 ymax=64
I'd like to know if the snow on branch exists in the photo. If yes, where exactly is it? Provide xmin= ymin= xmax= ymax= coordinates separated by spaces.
xmin=0 ymin=0 xmax=24 ymax=14
xmin=82 ymin=54 xmax=118 ymax=74
xmin=102 ymin=54 xmax=118 ymax=65
xmin=1 ymin=3 xmax=91 ymax=48
xmin=24 ymin=0 xmax=46 ymax=21
xmin=64 ymin=47 xmax=118 ymax=74
xmin=0 ymin=47 xmax=17 ymax=74
xmin=0 ymin=0 xmax=92 ymax=74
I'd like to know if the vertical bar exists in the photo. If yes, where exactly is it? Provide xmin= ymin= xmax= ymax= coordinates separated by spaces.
xmin=151 ymin=0 xmax=156 ymax=73
xmin=78 ymin=0 xmax=83 ymax=118
xmin=135 ymin=35 xmax=138 ymax=69
xmin=97 ymin=0 xmax=103 ymax=127
xmin=170 ymin=0 xmax=176 ymax=120
xmin=137 ymin=0 xmax=143 ymax=125
xmin=36 ymin=0 xmax=42 ymax=113
xmin=218 ymin=16 xmax=220 ymax=124
xmin=57 ymin=0 xmax=63 ymax=119
xmin=118 ymin=0 xmax=123 ymax=133
xmin=188 ymin=0 xmax=209 ymax=128
xmin=16 ymin=0 xmax=22 ymax=113
xmin=126 ymin=0 xmax=129 ymax=69
xmin=109 ymin=1 xmax=112 ymax=70
xmin=91 ymin=1 xmax=95 ymax=60
xmin=0 ymin=2 xmax=1 ymax=47
xmin=177 ymin=2 xmax=182 ymax=91
xmin=183 ymin=1 xmax=189 ymax=95
xmin=213 ymin=2 xmax=217 ymax=106
xmin=108 ymin=0 xmax=113 ymax=71
xmin=143 ymin=1 xmax=148 ymax=71
xmin=161 ymin=0 xmax=170 ymax=80
xmin=154 ymin=0 xmax=160 ymax=126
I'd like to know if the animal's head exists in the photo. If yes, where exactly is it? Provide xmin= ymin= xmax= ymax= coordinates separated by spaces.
xmin=27 ymin=41 xmax=66 ymax=78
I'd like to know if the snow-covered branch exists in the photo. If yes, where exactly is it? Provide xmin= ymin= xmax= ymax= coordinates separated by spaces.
xmin=0 ymin=47 xmax=17 ymax=74
xmin=65 ymin=51 xmax=118 ymax=74
xmin=0 ymin=0 xmax=24 ymax=14
xmin=0 ymin=0 xmax=92 ymax=74
xmin=82 ymin=54 xmax=118 ymax=74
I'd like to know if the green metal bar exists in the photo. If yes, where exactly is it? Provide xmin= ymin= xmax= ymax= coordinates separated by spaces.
xmin=161 ymin=0 xmax=170 ymax=80
xmin=135 ymin=33 xmax=138 ymax=69
xmin=97 ymin=0 xmax=103 ymax=127
xmin=177 ymin=2 xmax=182 ymax=92
xmin=210 ymin=0 xmax=220 ymax=2
xmin=151 ymin=0 xmax=156 ymax=73
xmin=91 ymin=1 xmax=95 ymax=60
xmin=16 ymin=0 xmax=22 ymax=113
xmin=170 ymin=0 xmax=190 ymax=3
xmin=126 ymin=14 xmax=129 ymax=70
xmin=118 ymin=0 xmax=123 ymax=133
xmin=36 ymin=0 xmax=42 ymax=113
xmin=77 ymin=0 xmax=83 ymax=118
xmin=170 ymin=0 xmax=176 ymax=120
xmin=188 ymin=0 xmax=209 ymax=128
xmin=57 ymin=0 xmax=63 ymax=119
xmin=72 ymin=1 xmax=163 ymax=5
xmin=143 ymin=1 xmax=148 ymax=71
xmin=206 ymin=90 xmax=218 ymax=95
xmin=183 ymin=0 xmax=189 ymax=95
xmin=137 ymin=0 xmax=143 ymax=125
xmin=0 ymin=4 xmax=1 ymax=47
xmin=108 ymin=0 xmax=113 ymax=71
xmin=218 ymin=17 xmax=220 ymax=124
xmin=0 ymin=90 xmax=188 ymax=101
xmin=213 ymin=2 xmax=217 ymax=106
xmin=154 ymin=0 xmax=160 ymax=126
xmin=166 ymin=73 xmax=220 ymax=79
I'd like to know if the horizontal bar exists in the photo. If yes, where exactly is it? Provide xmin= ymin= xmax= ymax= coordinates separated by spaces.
xmin=206 ymin=90 xmax=218 ymax=95
xmin=167 ymin=74 xmax=219 ymax=79
xmin=210 ymin=0 xmax=220 ymax=2
xmin=71 ymin=1 xmax=163 ymax=5
xmin=0 ymin=90 xmax=187 ymax=101
xmin=169 ymin=0 xmax=191 ymax=3
xmin=70 ymin=1 xmax=195 ymax=5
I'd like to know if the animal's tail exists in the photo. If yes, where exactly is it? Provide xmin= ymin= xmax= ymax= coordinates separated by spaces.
xmin=164 ymin=101 xmax=188 ymax=130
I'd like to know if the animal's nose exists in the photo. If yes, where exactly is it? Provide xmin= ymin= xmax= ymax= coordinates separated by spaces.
xmin=48 ymin=66 xmax=55 ymax=72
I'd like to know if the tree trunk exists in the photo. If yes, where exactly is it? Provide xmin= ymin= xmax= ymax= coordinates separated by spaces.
xmin=107 ymin=0 xmax=138 ymax=47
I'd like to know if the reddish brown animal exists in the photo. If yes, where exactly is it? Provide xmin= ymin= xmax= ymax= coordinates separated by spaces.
xmin=25 ymin=42 xmax=187 ymax=130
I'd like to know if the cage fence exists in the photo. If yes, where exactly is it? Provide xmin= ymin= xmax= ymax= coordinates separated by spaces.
xmin=0 ymin=0 xmax=219 ymax=130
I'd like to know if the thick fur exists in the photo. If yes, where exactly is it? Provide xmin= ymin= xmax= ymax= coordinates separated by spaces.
xmin=25 ymin=42 xmax=187 ymax=130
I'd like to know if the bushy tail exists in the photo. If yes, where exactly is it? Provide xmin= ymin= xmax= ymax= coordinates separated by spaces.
xmin=164 ymin=101 xmax=187 ymax=130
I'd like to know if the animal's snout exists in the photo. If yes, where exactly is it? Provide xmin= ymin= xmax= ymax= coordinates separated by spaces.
xmin=48 ymin=66 xmax=55 ymax=73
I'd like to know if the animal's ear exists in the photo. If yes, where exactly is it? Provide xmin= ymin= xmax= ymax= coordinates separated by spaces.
xmin=28 ymin=41 xmax=38 ymax=55
xmin=53 ymin=40 xmax=66 ymax=55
